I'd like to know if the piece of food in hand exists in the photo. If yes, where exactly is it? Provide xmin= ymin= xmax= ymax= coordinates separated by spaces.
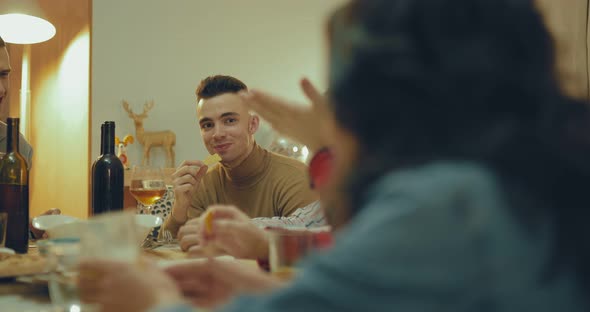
xmin=204 ymin=210 xmax=215 ymax=236
xmin=201 ymin=210 xmax=217 ymax=257
xmin=203 ymin=153 xmax=222 ymax=166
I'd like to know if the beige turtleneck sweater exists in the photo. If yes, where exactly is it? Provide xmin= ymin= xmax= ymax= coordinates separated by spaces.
xmin=162 ymin=143 xmax=318 ymax=236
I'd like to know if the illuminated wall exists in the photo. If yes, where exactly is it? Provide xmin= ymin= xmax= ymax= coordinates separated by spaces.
xmin=30 ymin=28 xmax=90 ymax=219
xmin=7 ymin=0 xmax=91 ymax=219
xmin=92 ymin=0 xmax=346 ymax=168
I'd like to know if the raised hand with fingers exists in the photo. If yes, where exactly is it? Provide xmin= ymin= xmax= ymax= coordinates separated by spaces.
xmin=240 ymin=78 xmax=335 ymax=153
xmin=170 ymin=160 xmax=208 ymax=225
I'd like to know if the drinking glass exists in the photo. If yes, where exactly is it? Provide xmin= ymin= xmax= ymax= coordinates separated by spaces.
xmin=267 ymin=227 xmax=333 ymax=280
xmin=47 ymin=238 xmax=83 ymax=310
xmin=0 ymin=212 xmax=7 ymax=247
xmin=81 ymin=211 xmax=139 ymax=262
xmin=129 ymin=166 xmax=166 ymax=212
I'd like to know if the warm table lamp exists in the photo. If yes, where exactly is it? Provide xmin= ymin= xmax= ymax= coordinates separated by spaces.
xmin=0 ymin=0 xmax=55 ymax=44
xmin=0 ymin=0 xmax=55 ymax=138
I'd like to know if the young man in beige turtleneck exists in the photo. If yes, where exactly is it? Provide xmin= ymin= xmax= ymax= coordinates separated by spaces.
xmin=162 ymin=75 xmax=318 ymax=237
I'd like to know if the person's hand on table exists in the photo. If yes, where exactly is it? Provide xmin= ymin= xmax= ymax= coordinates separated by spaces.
xmin=29 ymin=208 xmax=61 ymax=239
xmin=165 ymin=258 xmax=285 ymax=309
xmin=79 ymin=259 xmax=184 ymax=312
xmin=177 ymin=216 xmax=226 ymax=255
xmin=181 ymin=205 xmax=269 ymax=260
xmin=240 ymin=78 xmax=335 ymax=153
xmin=177 ymin=216 xmax=202 ymax=251
xmin=170 ymin=160 xmax=208 ymax=225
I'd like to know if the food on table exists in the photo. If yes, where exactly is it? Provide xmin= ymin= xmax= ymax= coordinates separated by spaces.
xmin=0 ymin=253 xmax=46 ymax=277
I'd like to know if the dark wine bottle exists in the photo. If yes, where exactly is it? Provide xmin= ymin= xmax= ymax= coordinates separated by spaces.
xmin=91 ymin=121 xmax=124 ymax=215
xmin=0 ymin=118 xmax=29 ymax=254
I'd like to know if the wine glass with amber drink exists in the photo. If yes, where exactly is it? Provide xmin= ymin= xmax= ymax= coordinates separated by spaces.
xmin=129 ymin=166 xmax=166 ymax=212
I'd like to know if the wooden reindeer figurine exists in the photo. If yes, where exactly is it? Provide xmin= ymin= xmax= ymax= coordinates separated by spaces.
xmin=122 ymin=100 xmax=176 ymax=167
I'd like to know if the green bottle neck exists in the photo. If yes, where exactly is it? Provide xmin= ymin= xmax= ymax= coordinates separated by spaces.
xmin=6 ymin=118 xmax=19 ymax=153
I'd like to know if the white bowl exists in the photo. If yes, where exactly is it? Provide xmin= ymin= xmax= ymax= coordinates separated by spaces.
xmin=37 ymin=214 xmax=163 ymax=244
xmin=0 ymin=247 xmax=15 ymax=255
xmin=46 ymin=220 xmax=87 ymax=239
xmin=33 ymin=215 xmax=83 ymax=240
xmin=32 ymin=215 xmax=80 ymax=231
xmin=134 ymin=214 xmax=163 ymax=244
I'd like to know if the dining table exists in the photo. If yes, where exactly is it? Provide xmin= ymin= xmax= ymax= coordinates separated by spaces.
xmin=0 ymin=242 xmax=257 ymax=311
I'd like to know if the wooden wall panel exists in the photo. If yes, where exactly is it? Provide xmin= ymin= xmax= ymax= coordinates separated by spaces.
xmin=6 ymin=45 xmax=22 ymax=119
xmin=8 ymin=0 xmax=91 ymax=219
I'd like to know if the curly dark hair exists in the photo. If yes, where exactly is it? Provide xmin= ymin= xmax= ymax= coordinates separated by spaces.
xmin=329 ymin=0 xmax=590 ymax=293
xmin=196 ymin=75 xmax=247 ymax=102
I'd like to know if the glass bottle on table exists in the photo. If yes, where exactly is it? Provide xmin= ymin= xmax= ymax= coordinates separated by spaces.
xmin=0 ymin=118 xmax=29 ymax=254
xmin=92 ymin=121 xmax=124 ymax=215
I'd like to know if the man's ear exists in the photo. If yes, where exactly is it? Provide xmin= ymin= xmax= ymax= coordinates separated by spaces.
xmin=249 ymin=115 xmax=260 ymax=134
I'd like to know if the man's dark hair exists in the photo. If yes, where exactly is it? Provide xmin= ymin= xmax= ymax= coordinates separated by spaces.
xmin=0 ymin=35 xmax=5 ymax=48
xmin=196 ymin=75 xmax=247 ymax=101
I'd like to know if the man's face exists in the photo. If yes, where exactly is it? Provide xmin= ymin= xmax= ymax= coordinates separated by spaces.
xmin=0 ymin=47 xmax=10 ymax=121
xmin=197 ymin=93 xmax=259 ymax=166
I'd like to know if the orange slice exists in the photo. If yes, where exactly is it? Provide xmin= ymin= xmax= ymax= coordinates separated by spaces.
xmin=204 ymin=210 xmax=214 ymax=236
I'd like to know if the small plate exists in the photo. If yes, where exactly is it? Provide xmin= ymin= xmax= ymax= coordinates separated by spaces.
xmin=16 ymin=273 xmax=51 ymax=285
xmin=32 ymin=215 xmax=79 ymax=231
xmin=0 ymin=247 xmax=15 ymax=255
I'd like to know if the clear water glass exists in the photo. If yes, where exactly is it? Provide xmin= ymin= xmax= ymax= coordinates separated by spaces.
xmin=81 ymin=211 xmax=139 ymax=262
xmin=0 ymin=212 xmax=7 ymax=247
xmin=47 ymin=238 xmax=83 ymax=310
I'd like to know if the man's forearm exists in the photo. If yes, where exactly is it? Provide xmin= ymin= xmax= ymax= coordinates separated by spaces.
xmin=252 ymin=201 xmax=325 ymax=229
xmin=161 ymin=203 xmax=204 ymax=238
xmin=160 ymin=212 xmax=185 ymax=238
xmin=159 ymin=205 xmax=187 ymax=238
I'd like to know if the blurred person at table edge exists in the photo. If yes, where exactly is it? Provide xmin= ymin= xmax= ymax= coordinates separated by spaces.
xmin=0 ymin=35 xmax=60 ymax=240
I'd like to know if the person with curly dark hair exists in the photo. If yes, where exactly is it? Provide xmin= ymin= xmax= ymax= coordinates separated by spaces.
xmin=79 ymin=0 xmax=590 ymax=311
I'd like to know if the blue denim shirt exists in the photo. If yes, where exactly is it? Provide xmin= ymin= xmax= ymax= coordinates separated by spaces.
xmin=158 ymin=162 xmax=587 ymax=312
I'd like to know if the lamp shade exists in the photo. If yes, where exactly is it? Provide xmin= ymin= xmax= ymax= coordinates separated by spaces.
xmin=0 ymin=0 xmax=55 ymax=44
